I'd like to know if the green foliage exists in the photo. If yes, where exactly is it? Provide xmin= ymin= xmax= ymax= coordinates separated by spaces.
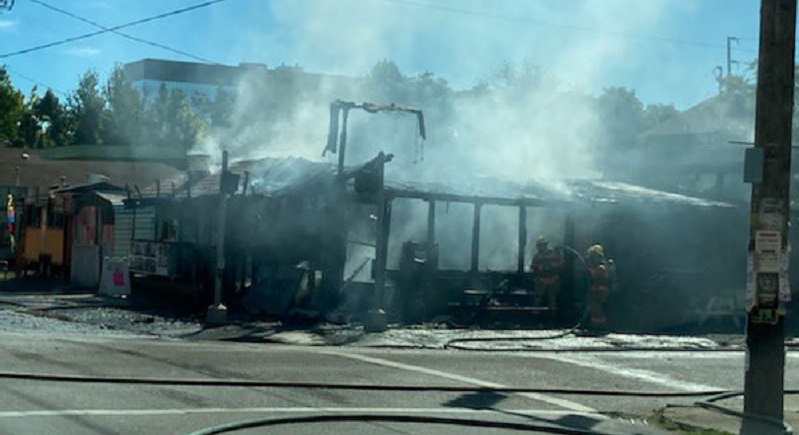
xmin=491 ymin=61 xmax=555 ymax=92
xmin=18 ymin=87 xmax=41 ymax=148
xmin=0 ymin=67 xmax=25 ymax=146
xmin=145 ymin=84 xmax=207 ymax=150
xmin=102 ymin=64 xmax=144 ymax=146
xmin=210 ymin=87 xmax=234 ymax=127
xmin=596 ymin=87 xmax=648 ymax=149
xmin=193 ymin=86 xmax=234 ymax=128
xmin=365 ymin=60 xmax=452 ymax=106
xmin=69 ymin=70 xmax=106 ymax=145
xmin=37 ymin=89 xmax=73 ymax=147
xmin=645 ymin=103 xmax=679 ymax=126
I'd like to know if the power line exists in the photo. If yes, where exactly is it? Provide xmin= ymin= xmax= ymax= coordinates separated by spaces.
xmin=1 ymin=0 xmax=238 ymax=59
xmin=27 ymin=0 xmax=220 ymax=65
xmin=0 ymin=0 xmax=14 ymax=13
xmin=375 ymin=0 xmax=758 ymax=52
xmin=2 ymin=65 xmax=67 ymax=96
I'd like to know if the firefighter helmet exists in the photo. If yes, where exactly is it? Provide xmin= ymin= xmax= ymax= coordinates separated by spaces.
xmin=536 ymin=236 xmax=549 ymax=247
xmin=586 ymin=244 xmax=604 ymax=259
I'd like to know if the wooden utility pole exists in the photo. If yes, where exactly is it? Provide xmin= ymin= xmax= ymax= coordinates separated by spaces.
xmin=744 ymin=0 xmax=796 ymax=424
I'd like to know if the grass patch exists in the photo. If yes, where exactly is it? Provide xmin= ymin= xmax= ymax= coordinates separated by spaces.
xmin=650 ymin=408 xmax=732 ymax=435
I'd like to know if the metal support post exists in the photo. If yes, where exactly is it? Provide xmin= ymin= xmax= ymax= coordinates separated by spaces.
xmin=427 ymin=200 xmax=436 ymax=246
xmin=365 ymin=164 xmax=390 ymax=333
xmin=470 ymin=203 xmax=482 ymax=273
xmin=207 ymin=150 xmax=229 ymax=325
xmin=743 ymin=0 xmax=795 ymax=428
xmin=337 ymin=109 xmax=350 ymax=175
xmin=518 ymin=205 xmax=527 ymax=274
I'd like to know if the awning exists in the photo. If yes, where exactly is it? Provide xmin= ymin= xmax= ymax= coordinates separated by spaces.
xmin=95 ymin=191 xmax=128 ymax=206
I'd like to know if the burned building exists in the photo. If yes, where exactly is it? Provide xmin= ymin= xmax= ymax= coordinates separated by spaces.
xmin=124 ymin=152 xmax=392 ymax=313
xmin=376 ymin=175 xmax=743 ymax=331
xmin=115 ymin=141 xmax=747 ymax=333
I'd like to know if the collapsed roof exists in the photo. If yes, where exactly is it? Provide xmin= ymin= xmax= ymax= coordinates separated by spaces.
xmin=133 ymin=155 xmax=734 ymax=209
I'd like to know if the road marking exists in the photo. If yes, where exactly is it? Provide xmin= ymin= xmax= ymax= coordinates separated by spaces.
xmin=0 ymin=407 xmax=600 ymax=418
xmin=322 ymin=350 xmax=598 ymax=413
xmin=541 ymin=354 xmax=721 ymax=392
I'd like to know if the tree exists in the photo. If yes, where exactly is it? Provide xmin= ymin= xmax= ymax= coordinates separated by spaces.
xmin=144 ymin=84 xmax=207 ymax=150
xmin=593 ymin=87 xmax=649 ymax=176
xmin=103 ymin=64 xmax=144 ymax=146
xmin=0 ymin=67 xmax=25 ymax=146
xmin=366 ymin=60 xmax=408 ymax=102
xmin=37 ymin=89 xmax=72 ymax=147
xmin=18 ymin=86 xmax=41 ymax=148
xmin=69 ymin=70 xmax=106 ymax=145
xmin=210 ymin=86 xmax=234 ymax=128
xmin=596 ymin=87 xmax=648 ymax=147
xmin=491 ymin=61 xmax=554 ymax=93
xmin=645 ymin=103 xmax=679 ymax=127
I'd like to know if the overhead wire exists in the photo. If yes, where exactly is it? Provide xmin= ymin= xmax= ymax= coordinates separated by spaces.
xmin=0 ymin=0 xmax=239 ymax=59
xmin=19 ymin=0 xmax=257 ymax=152
xmin=1 ymin=65 xmax=67 ymax=95
xmin=26 ymin=0 xmax=220 ymax=65
xmin=374 ymin=0 xmax=757 ymax=52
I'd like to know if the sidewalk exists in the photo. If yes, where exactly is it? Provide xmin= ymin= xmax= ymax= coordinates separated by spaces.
xmin=662 ymin=394 xmax=799 ymax=435
xmin=258 ymin=326 xmax=744 ymax=351
xmin=0 ymin=288 xmax=763 ymax=351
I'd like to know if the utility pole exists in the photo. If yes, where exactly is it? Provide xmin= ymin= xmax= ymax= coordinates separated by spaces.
xmin=206 ymin=150 xmax=231 ymax=325
xmin=727 ymin=36 xmax=740 ymax=77
xmin=744 ymin=0 xmax=795 ymax=428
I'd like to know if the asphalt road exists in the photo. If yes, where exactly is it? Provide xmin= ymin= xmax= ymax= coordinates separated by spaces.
xmin=2 ymin=324 xmax=797 ymax=435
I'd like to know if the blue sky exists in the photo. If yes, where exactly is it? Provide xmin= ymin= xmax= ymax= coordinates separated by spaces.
xmin=0 ymin=0 xmax=761 ymax=109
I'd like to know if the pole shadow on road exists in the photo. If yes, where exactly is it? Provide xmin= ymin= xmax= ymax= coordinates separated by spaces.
xmin=443 ymin=391 xmax=605 ymax=433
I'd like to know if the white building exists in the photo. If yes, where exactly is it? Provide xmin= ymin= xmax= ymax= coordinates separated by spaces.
xmin=122 ymin=58 xmax=246 ymax=103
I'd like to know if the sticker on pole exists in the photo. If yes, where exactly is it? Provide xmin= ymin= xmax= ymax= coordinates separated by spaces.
xmin=759 ymin=213 xmax=784 ymax=231
xmin=756 ymin=252 xmax=781 ymax=273
xmin=759 ymin=199 xmax=784 ymax=230
xmin=754 ymin=231 xmax=781 ymax=273
xmin=755 ymin=230 xmax=781 ymax=253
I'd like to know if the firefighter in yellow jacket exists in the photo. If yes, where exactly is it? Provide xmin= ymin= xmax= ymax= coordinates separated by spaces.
xmin=531 ymin=237 xmax=564 ymax=313
xmin=585 ymin=244 xmax=615 ymax=332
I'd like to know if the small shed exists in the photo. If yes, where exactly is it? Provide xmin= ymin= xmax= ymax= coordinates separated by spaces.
xmin=49 ymin=182 xmax=128 ymax=287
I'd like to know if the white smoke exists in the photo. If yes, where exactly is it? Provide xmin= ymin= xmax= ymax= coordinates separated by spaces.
xmin=194 ymin=0 xmax=686 ymax=274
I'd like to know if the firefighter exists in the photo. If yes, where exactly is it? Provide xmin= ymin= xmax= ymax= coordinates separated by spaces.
xmin=584 ymin=244 xmax=615 ymax=332
xmin=531 ymin=236 xmax=564 ymax=314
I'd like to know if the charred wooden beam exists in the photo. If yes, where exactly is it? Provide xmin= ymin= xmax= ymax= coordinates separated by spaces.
xmin=242 ymin=171 xmax=250 ymax=196
xmin=426 ymin=200 xmax=436 ymax=246
xmin=562 ymin=211 xmax=577 ymax=322
xmin=471 ymin=203 xmax=482 ymax=273
xmin=337 ymin=108 xmax=350 ymax=174
xmin=386 ymin=188 xmax=550 ymax=208
xmin=374 ymin=197 xmax=392 ymax=311
xmin=518 ymin=205 xmax=527 ymax=274
xmin=347 ymin=239 xmax=377 ymax=248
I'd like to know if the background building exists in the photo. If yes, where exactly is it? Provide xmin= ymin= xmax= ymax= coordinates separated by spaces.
xmin=122 ymin=58 xmax=363 ymax=105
